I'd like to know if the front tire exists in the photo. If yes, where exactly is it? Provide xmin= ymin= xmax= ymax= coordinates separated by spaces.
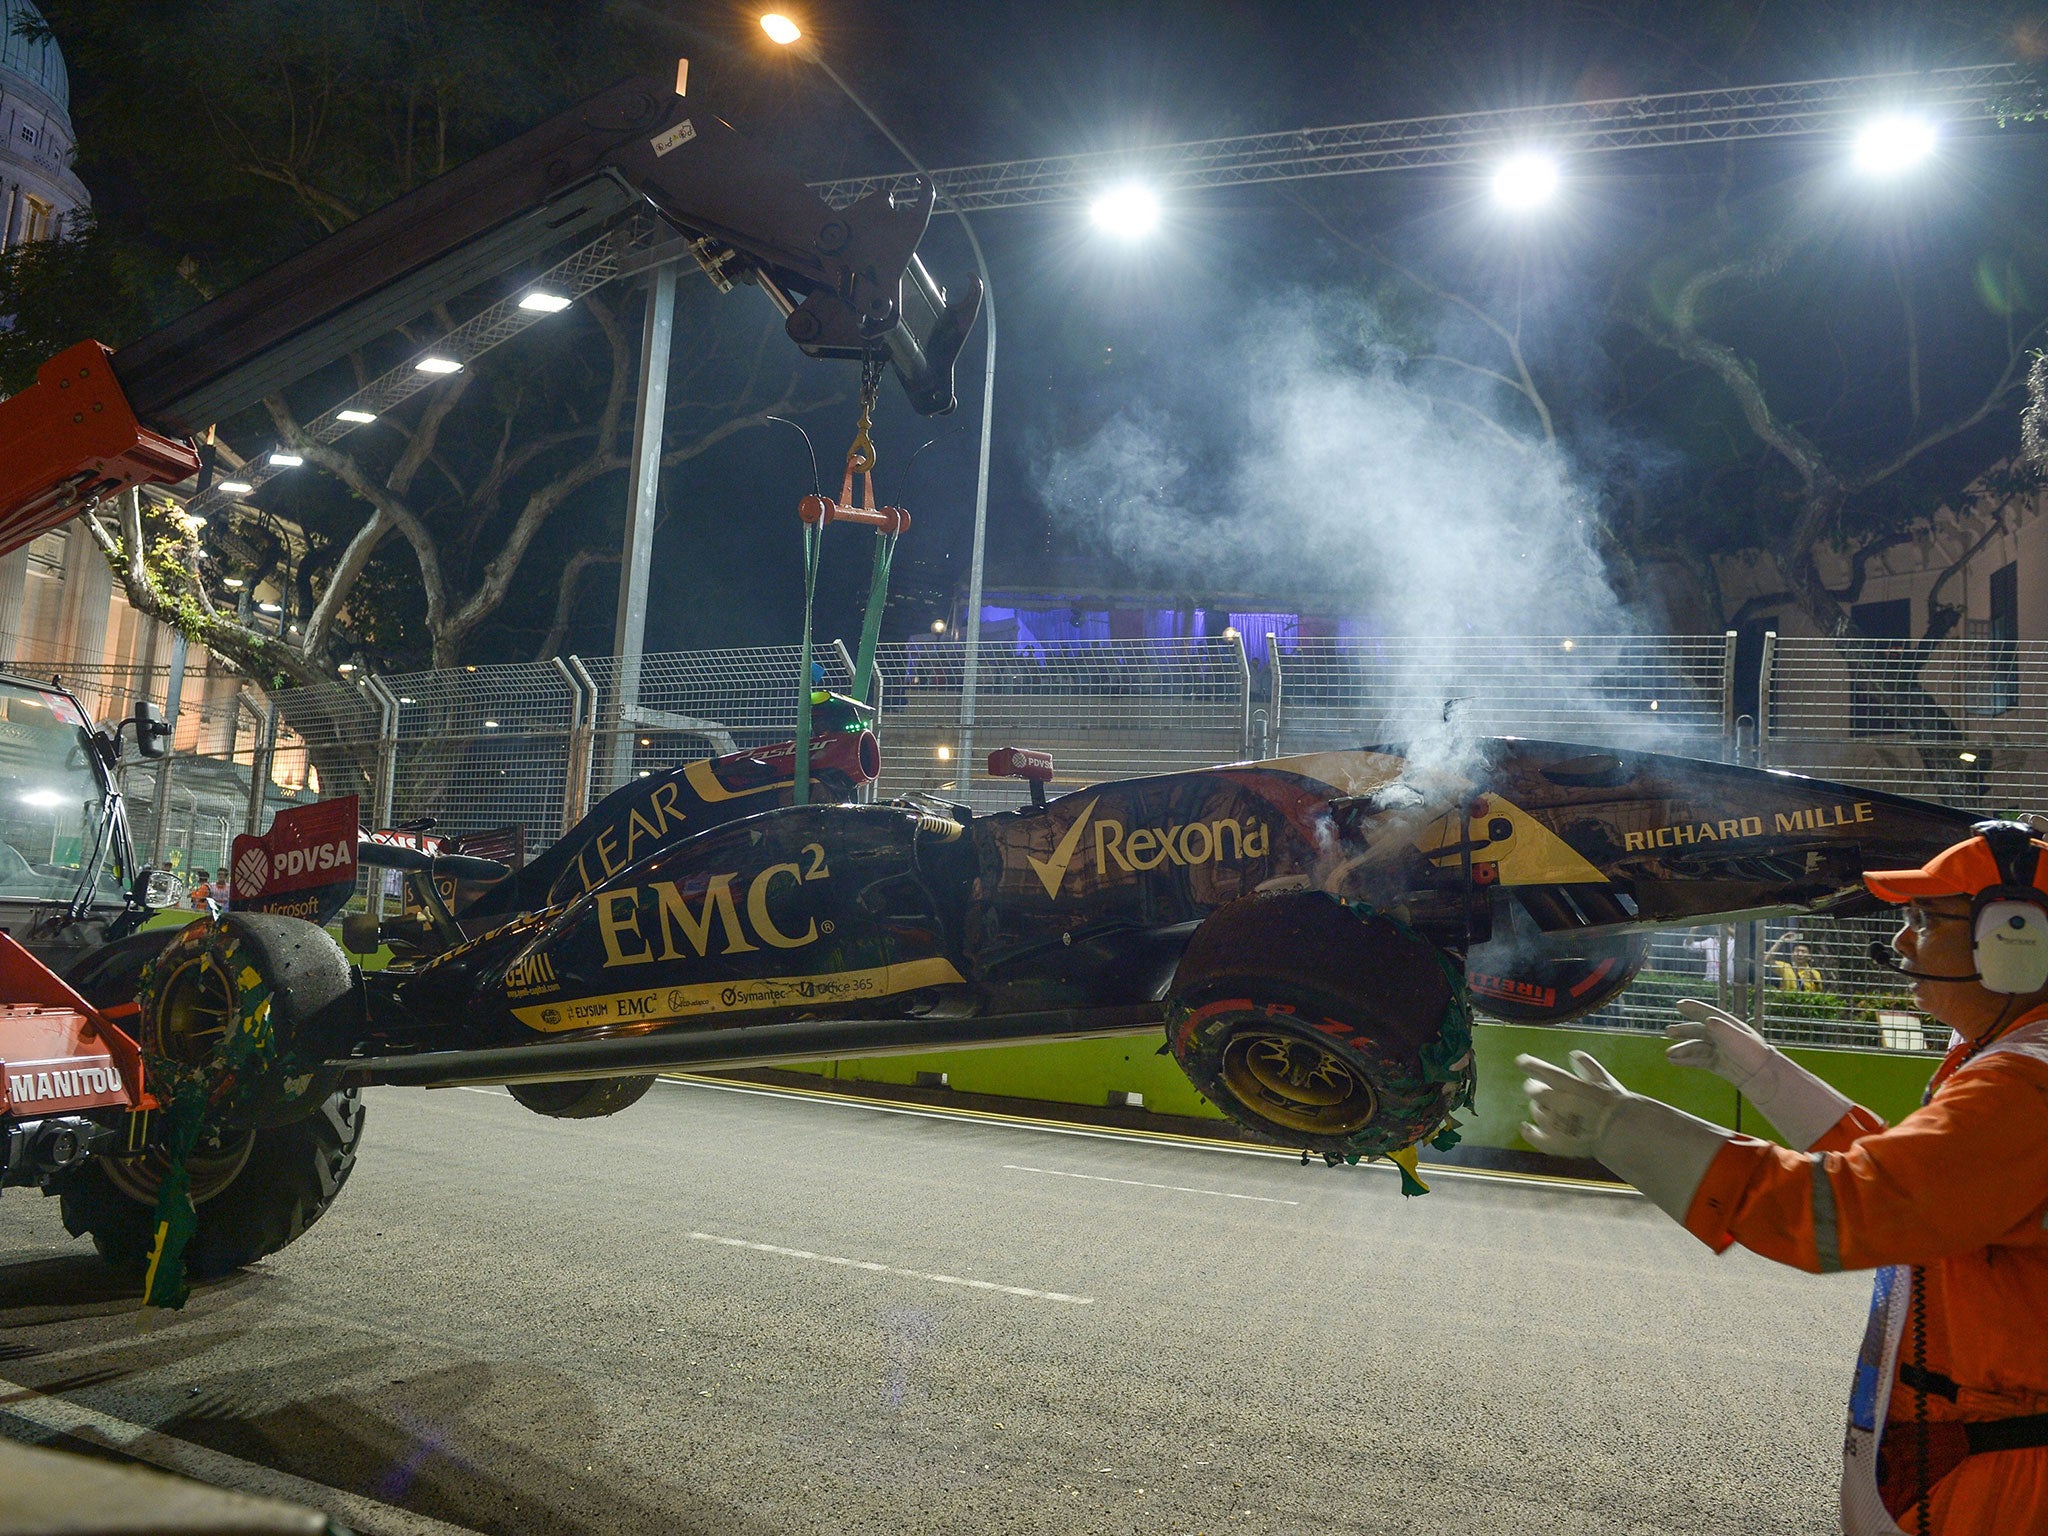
xmin=1165 ymin=893 xmax=1474 ymax=1160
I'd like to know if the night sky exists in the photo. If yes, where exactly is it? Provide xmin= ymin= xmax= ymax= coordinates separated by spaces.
xmin=581 ymin=2 xmax=2045 ymax=661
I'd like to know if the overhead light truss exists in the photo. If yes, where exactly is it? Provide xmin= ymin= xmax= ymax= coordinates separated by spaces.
xmin=810 ymin=62 xmax=2042 ymax=213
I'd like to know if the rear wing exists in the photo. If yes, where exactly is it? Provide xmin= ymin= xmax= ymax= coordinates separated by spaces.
xmin=0 ymin=69 xmax=982 ymax=558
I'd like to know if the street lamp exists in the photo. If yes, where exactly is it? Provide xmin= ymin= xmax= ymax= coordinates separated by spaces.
xmin=1492 ymin=150 xmax=1560 ymax=209
xmin=1090 ymin=183 xmax=1160 ymax=240
xmin=1853 ymin=113 xmax=1937 ymax=176
xmin=761 ymin=12 xmax=998 ymax=795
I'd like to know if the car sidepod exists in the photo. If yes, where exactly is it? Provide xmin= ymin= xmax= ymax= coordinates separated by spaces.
xmin=471 ymin=805 xmax=974 ymax=1038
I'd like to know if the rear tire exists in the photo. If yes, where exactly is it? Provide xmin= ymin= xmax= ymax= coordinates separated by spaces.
xmin=57 ymin=1089 xmax=365 ymax=1278
xmin=1165 ymin=893 xmax=1474 ymax=1160
xmin=506 ymin=1075 xmax=656 ymax=1119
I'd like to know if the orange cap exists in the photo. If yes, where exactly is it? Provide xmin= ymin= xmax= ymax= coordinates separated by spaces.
xmin=1864 ymin=833 xmax=2046 ymax=903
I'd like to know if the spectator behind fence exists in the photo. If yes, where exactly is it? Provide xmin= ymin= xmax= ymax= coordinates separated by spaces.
xmin=1772 ymin=943 xmax=1827 ymax=993
xmin=187 ymin=869 xmax=210 ymax=910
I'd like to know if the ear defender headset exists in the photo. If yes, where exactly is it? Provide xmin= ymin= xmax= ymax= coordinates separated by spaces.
xmin=1867 ymin=821 xmax=2048 ymax=992
xmin=1967 ymin=821 xmax=2048 ymax=994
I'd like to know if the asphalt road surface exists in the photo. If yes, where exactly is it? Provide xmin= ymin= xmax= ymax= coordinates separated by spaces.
xmin=0 ymin=1077 xmax=1869 ymax=1535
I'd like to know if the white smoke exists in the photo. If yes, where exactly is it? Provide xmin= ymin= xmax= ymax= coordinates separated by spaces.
xmin=1039 ymin=288 xmax=1649 ymax=775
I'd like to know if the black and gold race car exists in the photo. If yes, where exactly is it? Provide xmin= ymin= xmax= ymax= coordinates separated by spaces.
xmin=49 ymin=729 xmax=1976 ymax=1291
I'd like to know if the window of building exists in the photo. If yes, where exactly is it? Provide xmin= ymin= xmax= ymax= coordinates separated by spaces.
xmin=1968 ymin=560 xmax=2020 ymax=717
xmin=1849 ymin=597 xmax=1916 ymax=736
xmin=20 ymin=195 xmax=54 ymax=243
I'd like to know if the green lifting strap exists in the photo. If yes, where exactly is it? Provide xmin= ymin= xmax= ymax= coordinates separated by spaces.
xmin=793 ymin=518 xmax=822 ymax=806
xmin=852 ymin=526 xmax=897 ymax=704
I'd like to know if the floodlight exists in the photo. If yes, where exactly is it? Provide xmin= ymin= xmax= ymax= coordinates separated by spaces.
xmin=337 ymin=663 xmax=356 ymax=673
xmin=931 ymin=619 xmax=947 ymax=634
xmin=257 ymin=601 xmax=282 ymax=614
xmin=484 ymin=719 xmax=500 ymax=729
xmin=519 ymin=291 xmax=572 ymax=313
xmin=1960 ymin=750 xmax=1979 ymax=764
xmin=222 ymin=577 xmax=245 ymax=589
xmin=217 ymin=479 xmax=253 ymax=495
xmin=415 ymin=356 xmax=462 ymax=374
xmin=1492 ymin=151 xmax=1560 ymax=209
xmin=761 ymin=13 xmax=801 ymax=44
xmin=19 ymin=788 xmax=62 ymax=807
xmin=1853 ymin=113 xmax=1937 ymax=176
xmin=268 ymin=451 xmax=303 ymax=467
xmin=337 ymin=409 xmax=377 ymax=423
xmin=936 ymin=744 xmax=952 ymax=761
xmin=398 ymin=696 xmax=415 ymax=705
xmin=1090 ymin=183 xmax=1160 ymax=241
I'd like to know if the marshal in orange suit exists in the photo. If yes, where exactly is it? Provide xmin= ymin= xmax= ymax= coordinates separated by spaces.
xmin=1520 ymin=822 xmax=2048 ymax=1535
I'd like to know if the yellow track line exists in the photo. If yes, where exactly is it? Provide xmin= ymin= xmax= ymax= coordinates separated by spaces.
xmin=661 ymin=1072 xmax=1632 ymax=1195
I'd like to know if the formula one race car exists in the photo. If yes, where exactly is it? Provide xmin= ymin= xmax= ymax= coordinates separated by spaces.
xmin=31 ymin=725 xmax=1977 ymax=1294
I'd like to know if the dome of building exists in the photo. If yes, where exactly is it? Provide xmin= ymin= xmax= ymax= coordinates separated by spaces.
xmin=0 ymin=0 xmax=66 ymax=114
xmin=0 ymin=0 xmax=85 ymax=240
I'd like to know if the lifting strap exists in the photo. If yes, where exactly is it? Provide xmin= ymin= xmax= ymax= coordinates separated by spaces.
xmin=793 ymin=354 xmax=908 ymax=805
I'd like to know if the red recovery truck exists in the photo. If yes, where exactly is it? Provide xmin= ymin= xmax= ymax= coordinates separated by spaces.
xmin=0 ymin=69 xmax=980 ymax=1294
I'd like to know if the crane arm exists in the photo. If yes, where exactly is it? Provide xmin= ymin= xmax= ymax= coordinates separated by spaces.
xmin=0 ymin=70 xmax=982 ymax=558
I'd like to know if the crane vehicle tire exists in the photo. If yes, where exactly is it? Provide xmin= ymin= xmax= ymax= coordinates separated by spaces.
xmin=56 ymin=1087 xmax=365 ymax=1278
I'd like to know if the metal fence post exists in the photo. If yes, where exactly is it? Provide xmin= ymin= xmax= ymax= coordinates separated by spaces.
xmin=566 ymin=655 xmax=600 ymax=826
xmin=1756 ymin=630 xmax=1778 ymax=769
xmin=147 ymin=629 xmax=188 ymax=868
xmin=1719 ymin=629 xmax=1738 ymax=762
xmin=1269 ymin=645 xmax=1286 ymax=759
xmin=363 ymin=677 xmax=399 ymax=919
xmin=1228 ymin=630 xmax=1251 ymax=758
xmin=246 ymin=698 xmax=278 ymax=838
xmin=554 ymin=656 xmax=594 ymax=832
xmin=609 ymin=261 xmax=678 ymax=792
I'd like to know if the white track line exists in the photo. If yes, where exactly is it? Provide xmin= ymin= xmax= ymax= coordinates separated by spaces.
xmin=687 ymin=1231 xmax=1095 ymax=1304
xmin=661 ymin=1075 xmax=1638 ymax=1197
xmin=1004 ymin=1163 xmax=1299 ymax=1204
xmin=0 ymin=1374 xmax=485 ymax=1536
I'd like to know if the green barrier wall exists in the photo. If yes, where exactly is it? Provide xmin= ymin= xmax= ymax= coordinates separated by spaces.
xmin=787 ymin=1022 xmax=1941 ymax=1153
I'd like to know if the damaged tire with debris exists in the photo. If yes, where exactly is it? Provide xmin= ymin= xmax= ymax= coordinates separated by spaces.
xmin=56 ymin=915 xmax=368 ymax=1279
xmin=56 ymin=1090 xmax=366 ymax=1277
xmin=1164 ymin=892 xmax=1475 ymax=1161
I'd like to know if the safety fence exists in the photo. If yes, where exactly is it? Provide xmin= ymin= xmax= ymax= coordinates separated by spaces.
xmin=66 ymin=629 xmax=2048 ymax=1057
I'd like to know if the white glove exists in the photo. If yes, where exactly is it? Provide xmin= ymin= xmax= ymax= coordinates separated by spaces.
xmin=1519 ymin=1050 xmax=1732 ymax=1223
xmin=1664 ymin=999 xmax=1853 ymax=1152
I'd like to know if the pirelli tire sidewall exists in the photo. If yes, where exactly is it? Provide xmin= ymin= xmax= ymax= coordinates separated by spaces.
xmin=57 ymin=1088 xmax=366 ymax=1277
xmin=140 ymin=914 xmax=358 ymax=1130
xmin=1165 ymin=893 xmax=1472 ymax=1160
xmin=506 ymin=1075 xmax=657 ymax=1119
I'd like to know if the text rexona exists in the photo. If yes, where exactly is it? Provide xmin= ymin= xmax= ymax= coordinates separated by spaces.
xmin=1094 ymin=815 xmax=1268 ymax=875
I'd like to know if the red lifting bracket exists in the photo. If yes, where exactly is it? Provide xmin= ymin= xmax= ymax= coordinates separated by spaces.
xmin=988 ymin=746 xmax=1055 ymax=807
xmin=797 ymin=492 xmax=910 ymax=535
xmin=0 ymin=340 xmax=201 ymax=560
